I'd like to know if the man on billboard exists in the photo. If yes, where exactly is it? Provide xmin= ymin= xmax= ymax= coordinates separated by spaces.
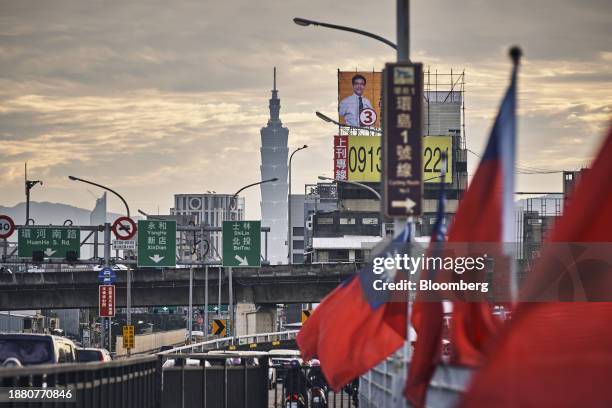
xmin=339 ymin=74 xmax=373 ymax=127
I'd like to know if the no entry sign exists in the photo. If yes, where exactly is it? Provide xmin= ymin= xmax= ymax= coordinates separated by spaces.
xmin=112 ymin=217 xmax=137 ymax=240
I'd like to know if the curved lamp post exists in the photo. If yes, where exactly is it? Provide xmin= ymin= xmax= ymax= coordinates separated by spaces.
xmin=288 ymin=145 xmax=308 ymax=264
xmin=315 ymin=111 xmax=382 ymax=134
xmin=225 ymin=177 xmax=278 ymax=339
xmin=68 ymin=175 xmax=132 ymax=356
xmin=293 ymin=17 xmax=397 ymax=50
xmin=318 ymin=175 xmax=384 ymax=237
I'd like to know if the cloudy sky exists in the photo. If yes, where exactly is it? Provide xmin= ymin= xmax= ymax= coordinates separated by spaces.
xmin=1 ymin=0 xmax=610 ymax=218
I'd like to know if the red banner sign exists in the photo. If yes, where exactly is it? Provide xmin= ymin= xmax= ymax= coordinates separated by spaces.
xmin=99 ymin=285 xmax=115 ymax=317
xmin=334 ymin=135 xmax=349 ymax=180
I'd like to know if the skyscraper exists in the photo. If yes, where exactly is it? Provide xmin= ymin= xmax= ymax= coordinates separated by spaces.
xmin=89 ymin=192 xmax=107 ymax=260
xmin=260 ymin=68 xmax=288 ymax=264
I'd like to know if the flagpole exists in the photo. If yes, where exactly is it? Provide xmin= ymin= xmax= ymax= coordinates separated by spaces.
xmin=508 ymin=46 xmax=522 ymax=303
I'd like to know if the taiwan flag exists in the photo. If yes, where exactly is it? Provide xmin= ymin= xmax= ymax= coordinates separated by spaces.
xmin=296 ymin=226 xmax=413 ymax=391
xmin=462 ymin=126 xmax=612 ymax=407
xmin=447 ymin=48 xmax=522 ymax=367
xmin=406 ymin=48 xmax=522 ymax=406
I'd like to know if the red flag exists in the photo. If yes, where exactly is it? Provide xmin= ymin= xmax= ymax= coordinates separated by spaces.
xmin=296 ymin=227 xmax=414 ymax=391
xmin=315 ymin=278 xmax=405 ymax=390
xmin=461 ymin=126 xmax=612 ymax=407
xmin=406 ymin=52 xmax=521 ymax=406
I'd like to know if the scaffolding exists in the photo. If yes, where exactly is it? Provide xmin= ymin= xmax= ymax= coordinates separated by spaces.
xmin=424 ymin=68 xmax=466 ymax=149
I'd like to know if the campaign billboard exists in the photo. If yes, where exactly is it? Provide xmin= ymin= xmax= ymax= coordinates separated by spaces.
xmin=338 ymin=71 xmax=382 ymax=129
xmin=334 ymin=134 xmax=453 ymax=184
xmin=334 ymin=135 xmax=381 ymax=182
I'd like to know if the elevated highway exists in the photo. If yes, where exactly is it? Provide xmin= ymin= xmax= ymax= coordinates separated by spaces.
xmin=0 ymin=263 xmax=358 ymax=309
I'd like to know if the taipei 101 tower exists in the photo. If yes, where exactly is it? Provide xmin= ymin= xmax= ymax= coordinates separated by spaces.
xmin=260 ymin=68 xmax=288 ymax=264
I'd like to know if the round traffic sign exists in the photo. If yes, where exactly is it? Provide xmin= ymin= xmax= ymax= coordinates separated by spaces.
xmin=112 ymin=217 xmax=137 ymax=240
xmin=0 ymin=215 xmax=15 ymax=239
xmin=360 ymin=108 xmax=377 ymax=126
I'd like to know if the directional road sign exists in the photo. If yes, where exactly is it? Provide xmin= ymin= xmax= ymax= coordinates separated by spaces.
xmin=99 ymin=285 xmax=115 ymax=317
xmin=112 ymin=216 xmax=137 ymax=240
xmin=98 ymin=267 xmax=116 ymax=285
xmin=208 ymin=304 xmax=228 ymax=313
xmin=0 ymin=215 xmax=15 ymax=239
xmin=383 ymin=62 xmax=423 ymax=217
xmin=17 ymin=226 xmax=80 ymax=258
xmin=137 ymin=220 xmax=176 ymax=268
xmin=222 ymin=221 xmax=261 ymax=267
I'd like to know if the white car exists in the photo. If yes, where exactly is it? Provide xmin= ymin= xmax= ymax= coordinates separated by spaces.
xmin=162 ymin=358 xmax=210 ymax=368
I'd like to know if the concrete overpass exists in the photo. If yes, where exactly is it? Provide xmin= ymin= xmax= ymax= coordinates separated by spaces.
xmin=0 ymin=263 xmax=358 ymax=310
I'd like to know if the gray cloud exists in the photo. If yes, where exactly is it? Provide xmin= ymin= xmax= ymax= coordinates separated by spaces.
xmin=0 ymin=0 xmax=610 ymax=216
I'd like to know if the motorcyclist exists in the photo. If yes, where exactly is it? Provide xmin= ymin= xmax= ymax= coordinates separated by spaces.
xmin=308 ymin=359 xmax=328 ymax=407
xmin=343 ymin=378 xmax=359 ymax=407
xmin=307 ymin=359 xmax=327 ymax=389
xmin=284 ymin=359 xmax=308 ymax=407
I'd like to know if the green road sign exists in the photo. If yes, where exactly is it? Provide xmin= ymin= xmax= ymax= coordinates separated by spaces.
xmin=207 ymin=304 xmax=228 ymax=313
xmin=222 ymin=221 xmax=261 ymax=267
xmin=18 ymin=226 xmax=80 ymax=258
xmin=137 ymin=220 xmax=176 ymax=268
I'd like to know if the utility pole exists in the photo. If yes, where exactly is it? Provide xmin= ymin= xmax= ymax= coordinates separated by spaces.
xmin=397 ymin=0 xmax=415 ymax=367
xmin=397 ymin=0 xmax=410 ymax=63
xmin=103 ymin=222 xmax=111 ymax=352
xmin=228 ymin=266 xmax=233 ymax=339
xmin=204 ymin=265 xmax=209 ymax=339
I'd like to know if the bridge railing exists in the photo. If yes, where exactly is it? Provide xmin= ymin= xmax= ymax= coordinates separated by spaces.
xmin=0 ymin=355 xmax=160 ymax=408
xmin=159 ymin=330 xmax=300 ymax=354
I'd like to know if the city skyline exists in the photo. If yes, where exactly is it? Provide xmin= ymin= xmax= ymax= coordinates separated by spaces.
xmin=1 ymin=0 xmax=610 ymax=218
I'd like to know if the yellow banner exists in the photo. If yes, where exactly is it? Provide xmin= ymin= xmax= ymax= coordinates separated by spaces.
xmin=347 ymin=136 xmax=382 ymax=182
xmin=339 ymin=135 xmax=453 ymax=183
xmin=423 ymin=136 xmax=453 ymax=184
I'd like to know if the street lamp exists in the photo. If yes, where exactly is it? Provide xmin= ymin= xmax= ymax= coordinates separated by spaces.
xmin=229 ymin=178 xmax=279 ymax=220
xmin=293 ymin=17 xmax=397 ymax=50
xmin=25 ymin=163 xmax=43 ymax=225
xmin=318 ymin=176 xmax=384 ymax=237
xmin=224 ymin=177 xmax=278 ymax=339
xmin=317 ymin=176 xmax=381 ymax=200
xmin=68 ymin=175 xmax=133 ymax=356
xmin=315 ymin=111 xmax=382 ymax=134
xmin=68 ymin=176 xmax=130 ymax=218
xmin=288 ymin=145 xmax=308 ymax=265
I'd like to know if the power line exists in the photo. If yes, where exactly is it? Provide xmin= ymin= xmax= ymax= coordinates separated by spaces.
xmin=466 ymin=149 xmax=564 ymax=174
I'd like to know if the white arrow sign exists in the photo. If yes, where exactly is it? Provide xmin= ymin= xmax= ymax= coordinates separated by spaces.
xmin=234 ymin=255 xmax=249 ymax=266
xmin=149 ymin=254 xmax=165 ymax=263
xmin=44 ymin=248 xmax=57 ymax=257
xmin=391 ymin=198 xmax=416 ymax=212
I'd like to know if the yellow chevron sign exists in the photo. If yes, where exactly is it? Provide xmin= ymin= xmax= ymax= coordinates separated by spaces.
xmin=212 ymin=319 xmax=227 ymax=336
xmin=301 ymin=309 xmax=312 ymax=324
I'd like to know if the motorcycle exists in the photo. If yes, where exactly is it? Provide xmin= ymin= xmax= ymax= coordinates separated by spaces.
xmin=285 ymin=392 xmax=307 ymax=408
xmin=310 ymin=385 xmax=328 ymax=408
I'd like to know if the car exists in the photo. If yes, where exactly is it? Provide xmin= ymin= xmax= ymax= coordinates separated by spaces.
xmin=162 ymin=358 xmax=210 ymax=368
xmin=76 ymin=347 xmax=112 ymax=362
xmin=0 ymin=333 xmax=77 ymax=366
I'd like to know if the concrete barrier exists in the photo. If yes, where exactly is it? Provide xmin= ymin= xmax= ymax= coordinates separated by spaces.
xmin=116 ymin=328 xmax=186 ymax=357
